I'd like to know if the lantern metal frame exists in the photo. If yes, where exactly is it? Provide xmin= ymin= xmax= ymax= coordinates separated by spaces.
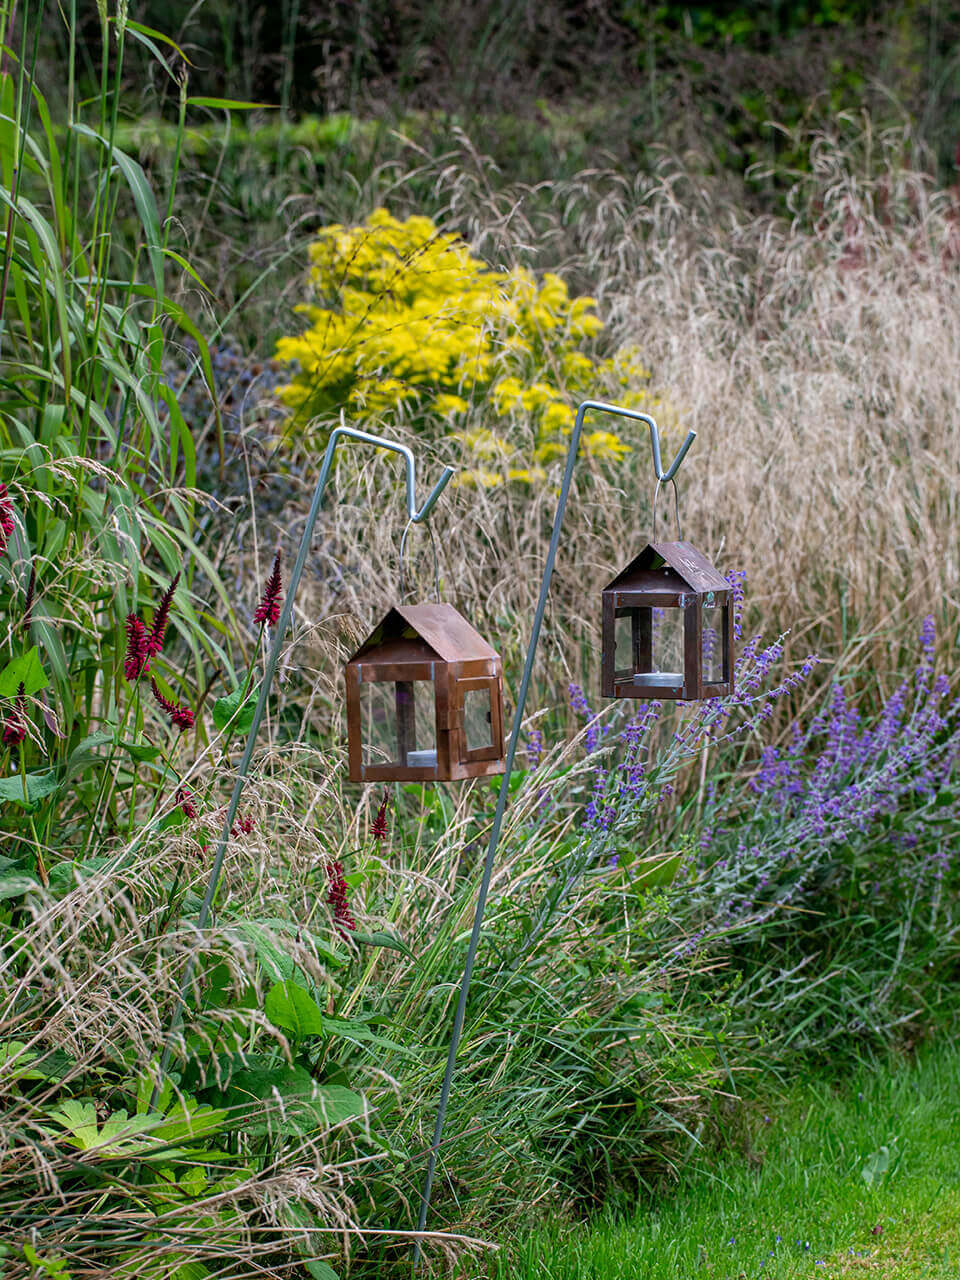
xmin=601 ymin=540 xmax=734 ymax=701
xmin=345 ymin=603 xmax=506 ymax=783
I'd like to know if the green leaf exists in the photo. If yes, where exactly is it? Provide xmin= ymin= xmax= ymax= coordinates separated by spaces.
xmin=173 ymin=1265 xmax=213 ymax=1280
xmin=862 ymin=1144 xmax=893 ymax=1187
xmin=46 ymin=857 xmax=113 ymax=894
xmin=489 ymin=769 xmax=525 ymax=794
xmin=0 ymin=1041 xmax=45 ymax=1081
xmin=159 ymin=248 xmax=213 ymax=295
xmin=0 ymin=874 xmax=41 ymax=900
xmin=125 ymin=19 xmax=194 ymax=64
xmin=0 ymin=647 xmax=48 ymax=697
xmin=151 ymin=1098 xmax=228 ymax=1144
xmin=233 ymin=916 xmax=346 ymax=970
xmin=66 ymin=731 xmax=115 ymax=777
xmin=352 ymin=930 xmax=416 ymax=961
xmin=157 ymin=807 xmax=188 ymax=832
xmin=305 ymin=1261 xmax=340 ymax=1280
xmin=318 ymin=1015 xmax=407 ymax=1053
xmin=28 ymin=1049 xmax=73 ymax=1081
xmin=230 ymin=1063 xmax=364 ymax=1135
xmin=187 ymin=96 xmax=273 ymax=111
xmin=71 ymin=123 xmax=164 ymax=300
xmin=263 ymin=980 xmax=325 ymax=1038
xmin=234 ymin=920 xmax=295 ymax=981
xmin=213 ymin=683 xmax=259 ymax=737
xmin=0 ymin=771 xmax=60 ymax=810
xmin=282 ymin=1203 xmax=342 ymax=1280
xmin=122 ymin=740 xmax=162 ymax=763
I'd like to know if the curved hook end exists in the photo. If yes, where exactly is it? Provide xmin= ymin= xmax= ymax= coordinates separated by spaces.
xmin=659 ymin=429 xmax=697 ymax=482
xmin=412 ymin=465 xmax=455 ymax=523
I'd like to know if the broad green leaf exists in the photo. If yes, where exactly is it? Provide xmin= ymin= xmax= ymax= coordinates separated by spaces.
xmin=29 ymin=1049 xmax=73 ymax=1081
xmin=0 ymin=1041 xmax=45 ymax=1081
xmin=213 ymin=683 xmax=259 ymax=737
xmin=0 ymin=873 xmax=40 ymax=900
xmin=45 ymin=1100 xmax=99 ymax=1149
xmin=233 ymin=916 xmax=345 ymax=970
xmin=263 ymin=980 xmax=325 ymax=1038
xmin=230 ymin=1062 xmax=364 ymax=1135
xmin=0 ymin=771 xmax=59 ymax=810
xmin=122 ymin=741 xmax=162 ymax=763
xmin=305 ymin=1261 xmax=340 ymax=1280
xmin=157 ymin=807 xmax=188 ymax=833
xmin=151 ymin=1098 xmax=228 ymax=1144
xmin=66 ymin=731 xmax=115 ymax=775
xmin=234 ymin=920 xmax=295 ymax=981
xmin=0 ymin=647 xmax=48 ymax=697
xmin=47 ymin=857 xmax=113 ymax=894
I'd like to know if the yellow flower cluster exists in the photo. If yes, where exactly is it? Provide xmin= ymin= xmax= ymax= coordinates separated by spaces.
xmin=275 ymin=208 xmax=661 ymax=484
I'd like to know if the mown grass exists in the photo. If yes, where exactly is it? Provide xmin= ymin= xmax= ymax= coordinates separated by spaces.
xmin=476 ymin=1041 xmax=960 ymax=1280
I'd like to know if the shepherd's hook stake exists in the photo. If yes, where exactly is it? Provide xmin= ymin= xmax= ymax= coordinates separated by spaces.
xmin=151 ymin=421 xmax=454 ymax=1107
xmin=411 ymin=402 xmax=695 ymax=1269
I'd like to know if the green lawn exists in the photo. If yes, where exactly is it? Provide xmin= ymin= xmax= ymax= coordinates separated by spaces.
xmin=474 ymin=1040 xmax=960 ymax=1279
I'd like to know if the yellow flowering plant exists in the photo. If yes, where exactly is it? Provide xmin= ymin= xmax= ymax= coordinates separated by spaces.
xmin=276 ymin=208 xmax=664 ymax=484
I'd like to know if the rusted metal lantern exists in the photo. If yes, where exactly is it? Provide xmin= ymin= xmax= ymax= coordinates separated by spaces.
xmin=345 ymin=603 xmax=506 ymax=783
xmin=601 ymin=541 xmax=734 ymax=701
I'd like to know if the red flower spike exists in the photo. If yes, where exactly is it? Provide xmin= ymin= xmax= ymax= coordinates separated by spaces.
xmin=371 ymin=791 xmax=389 ymax=842
xmin=0 ymin=483 xmax=14 ymax=557
xmin=1 ymin=681 xmax=26 ymax=747
xmin=23 ymin=563 xmax=36 ymax=630
xmin=253 ymin=549 xmax=283 ymax=627
xmin=176 ymin=785 xmax=198 ymax=820
xmin=149 ymin=571 xmax=181 ymax=655
xmin=326 ymin=860 xmax=356 ymax=936
xmin=150 ymin=678 xmax=195 ymax=732
xmin=124 ymin=614 xmax=152 ymax=682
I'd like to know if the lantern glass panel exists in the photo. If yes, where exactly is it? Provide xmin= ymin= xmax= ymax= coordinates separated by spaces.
xmin=614 ymin=611 xmax=636 ymax=680
xmin=702 ymin=601 xmax=725 ymax=686
xmin=651 ymin=606 xmax=684 ymax=684
xmin=360 ymin=677 xmax=437 ymax=769
xmin=463 ymin=686 xmax=494 ymax=753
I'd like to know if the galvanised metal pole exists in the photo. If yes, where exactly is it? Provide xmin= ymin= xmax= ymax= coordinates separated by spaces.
xmin=152 ymin=424 xmax=454 ymax=1104
xmin=412 ymin=400 xmax=695 ymax=1267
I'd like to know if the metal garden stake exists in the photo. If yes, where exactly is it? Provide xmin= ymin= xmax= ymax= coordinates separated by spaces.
xmin=412 ymin=400 xmax=696 ymax=1266
xmin=152 ymin=423 xmax=454 ymax=1102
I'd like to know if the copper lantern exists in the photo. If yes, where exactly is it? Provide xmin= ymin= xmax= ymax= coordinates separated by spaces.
xmin=345 ymin=603 xmax=506 ymax=783
xmin=601 ymin=541 xmax=734 ymax=701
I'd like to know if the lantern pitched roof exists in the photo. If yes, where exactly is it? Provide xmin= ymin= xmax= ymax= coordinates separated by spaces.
xmin=350 ymin=603 xmax=499 ymax=664
xmin=603 ymin=541 xmax=729 ymax=595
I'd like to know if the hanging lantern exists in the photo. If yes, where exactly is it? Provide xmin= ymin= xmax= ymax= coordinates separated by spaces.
xmin=601 ymin=541 xmax=734 ymax=701
xmin=345 ymin=603 xmax=506 ymax=783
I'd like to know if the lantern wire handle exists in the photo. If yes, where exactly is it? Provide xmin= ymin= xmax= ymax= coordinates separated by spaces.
xmin=412 ymin=401 xmax=697 ymax=1268
xmin=652 ymin=476 xmax=683 ymax=540
xmin=150 ymin=417 xmax=454 ymax=1110
xmin=399 ymin=518 xmax=442 ymax=604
